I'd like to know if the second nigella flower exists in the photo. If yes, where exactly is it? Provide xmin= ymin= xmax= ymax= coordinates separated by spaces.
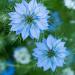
xmin=33 ymin=35 xmax=68 ymax=71
xmin=9 ymin=0 xmax=49 ymax=40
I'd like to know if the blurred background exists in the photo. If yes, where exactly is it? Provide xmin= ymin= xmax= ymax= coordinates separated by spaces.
xmin=0 ymin=0 xmax=75 ymax=75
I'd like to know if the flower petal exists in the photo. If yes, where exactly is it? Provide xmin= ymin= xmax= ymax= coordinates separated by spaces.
xmin=30 ymin=24 xmax=40 ymax=39
xmin=36 ymin=42 xmax=48 ymax=50
xmin=22 ymin=0 xmax=29 ymax=14
xmin=47 ymin=35 xmax=57 ymax=49
xmin=36 ymin=19 xmax=49 ymax=30
xmin=29 ymin=0 xmax=37 ymax=13
xmin=43 ymin=59 xmax=51 ymax=71
xmin=21 ymin=25 xmax=30 ymax=40
xmin=56 ymin=57 xmax=64 ymax=67
xmin=9 ymin=12 xmax=21 ymax=19
xmin=35 ymin=4 xmax=49 ymax=18
xmin=10 ymin=23 xmax=24 ymax=32
xmin=33 ymin=48 xmax=46 ymax=58
xmin=15 ymin=3 xmax=27 ymax=15
xmin=49 ymin=57 xmax=57 ymax=71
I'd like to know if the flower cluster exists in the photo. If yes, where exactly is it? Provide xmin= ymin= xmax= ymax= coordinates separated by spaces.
xmin=0 ymin=0 xmax=70 ymax=75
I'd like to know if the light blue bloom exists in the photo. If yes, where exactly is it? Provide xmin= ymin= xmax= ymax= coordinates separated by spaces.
xmin=48 ymin=12 xmax=62 ymax=31
xmin=0 ymin=61 xmax=15 ymax=75
xmin=33 ymin=35 xmax=68 ymax=71
xmin=14 ymin=47 xmax=31 ymax=64
xmin=9 ymin=0 xmax=49 ymax=40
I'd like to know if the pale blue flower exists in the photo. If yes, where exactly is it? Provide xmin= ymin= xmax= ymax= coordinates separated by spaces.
xmin=48 ymin=12 xmax=62 ymax=31
xmin=9 ymin=0 xmax=49 ymax=40
xmin=14 ymin=47 xmax=31 ymax=64
xmin=33 ymin=35 xmax=68 ymax=71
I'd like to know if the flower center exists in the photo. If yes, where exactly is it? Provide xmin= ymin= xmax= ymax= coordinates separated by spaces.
xmin=47 ymin=50 xmax=55 ymax=57
xmin=25 ymin=16 xmax=34 ymax=24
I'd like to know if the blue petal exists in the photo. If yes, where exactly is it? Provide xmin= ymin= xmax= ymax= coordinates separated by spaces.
xmin=49 ymin=57 xmax=57 ymax=71
xmin=9 ymin=12 xmax=21 ymax=19
xmin=37 ymin=56 xmax=48 ymax=67
xmin=33 ymin=48 xmax=47 ymax=58
xmin=56 ymin=57 xmax=64 ymax=67
xmin=43 ymin=59 xmax=51 ymax=71
xmin=36 ymin=19 xmax=49 ymax=30
xmin=10 ymin=23 xmax=24 ymax=32
xmin=10 ymin=18 xmax=23 ymax=24
xmin=22 ymin=0 xmax=29 ymax=15
xmin=36 ymin=42 xmax=48 ymax=50
xmin=34 ymin=4 xmax=49 ymax=19
xmin=56 ymin=41 xmax=65 ymax=48
xmin=57 ymin=51 xmax=67 ymax=58
xmin=29 ymin=0 xmax=37 ymax=13
xmin=15 ymin=3 xmax=27 ymax=15
xmin=30 ymin=24 xmax=40 ymax=39
xmin=47 ymin=35 xmax=57 ymax=49
xmin=55 ymin=42 xmax=66 ymax=52
xmin=21 ymin=25 xmax=30 ymax=40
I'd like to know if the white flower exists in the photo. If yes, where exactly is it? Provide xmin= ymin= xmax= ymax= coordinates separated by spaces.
xmin=62 ymin=67 xmax=74 ymax=75
xmin=14 ymin=47 xmax=31 ymax=64
xmin=64 ymin=0 xmax=75 ymax=9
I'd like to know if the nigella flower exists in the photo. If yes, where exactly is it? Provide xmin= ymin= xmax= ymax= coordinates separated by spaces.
xmin=33 ymin=35 xmax=68 ymax=71
xmin=14 ymin=47 xmax=31 ymax=64
xmin=0 ymin=61 xmax=15 ymax=75
xmin=9 ymin=0 xmax=49 ymax=40
xmin=48 ymin=12 xmax=62 ymax=31
xmin=64 ymin=0 xmax=75 ymax=9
